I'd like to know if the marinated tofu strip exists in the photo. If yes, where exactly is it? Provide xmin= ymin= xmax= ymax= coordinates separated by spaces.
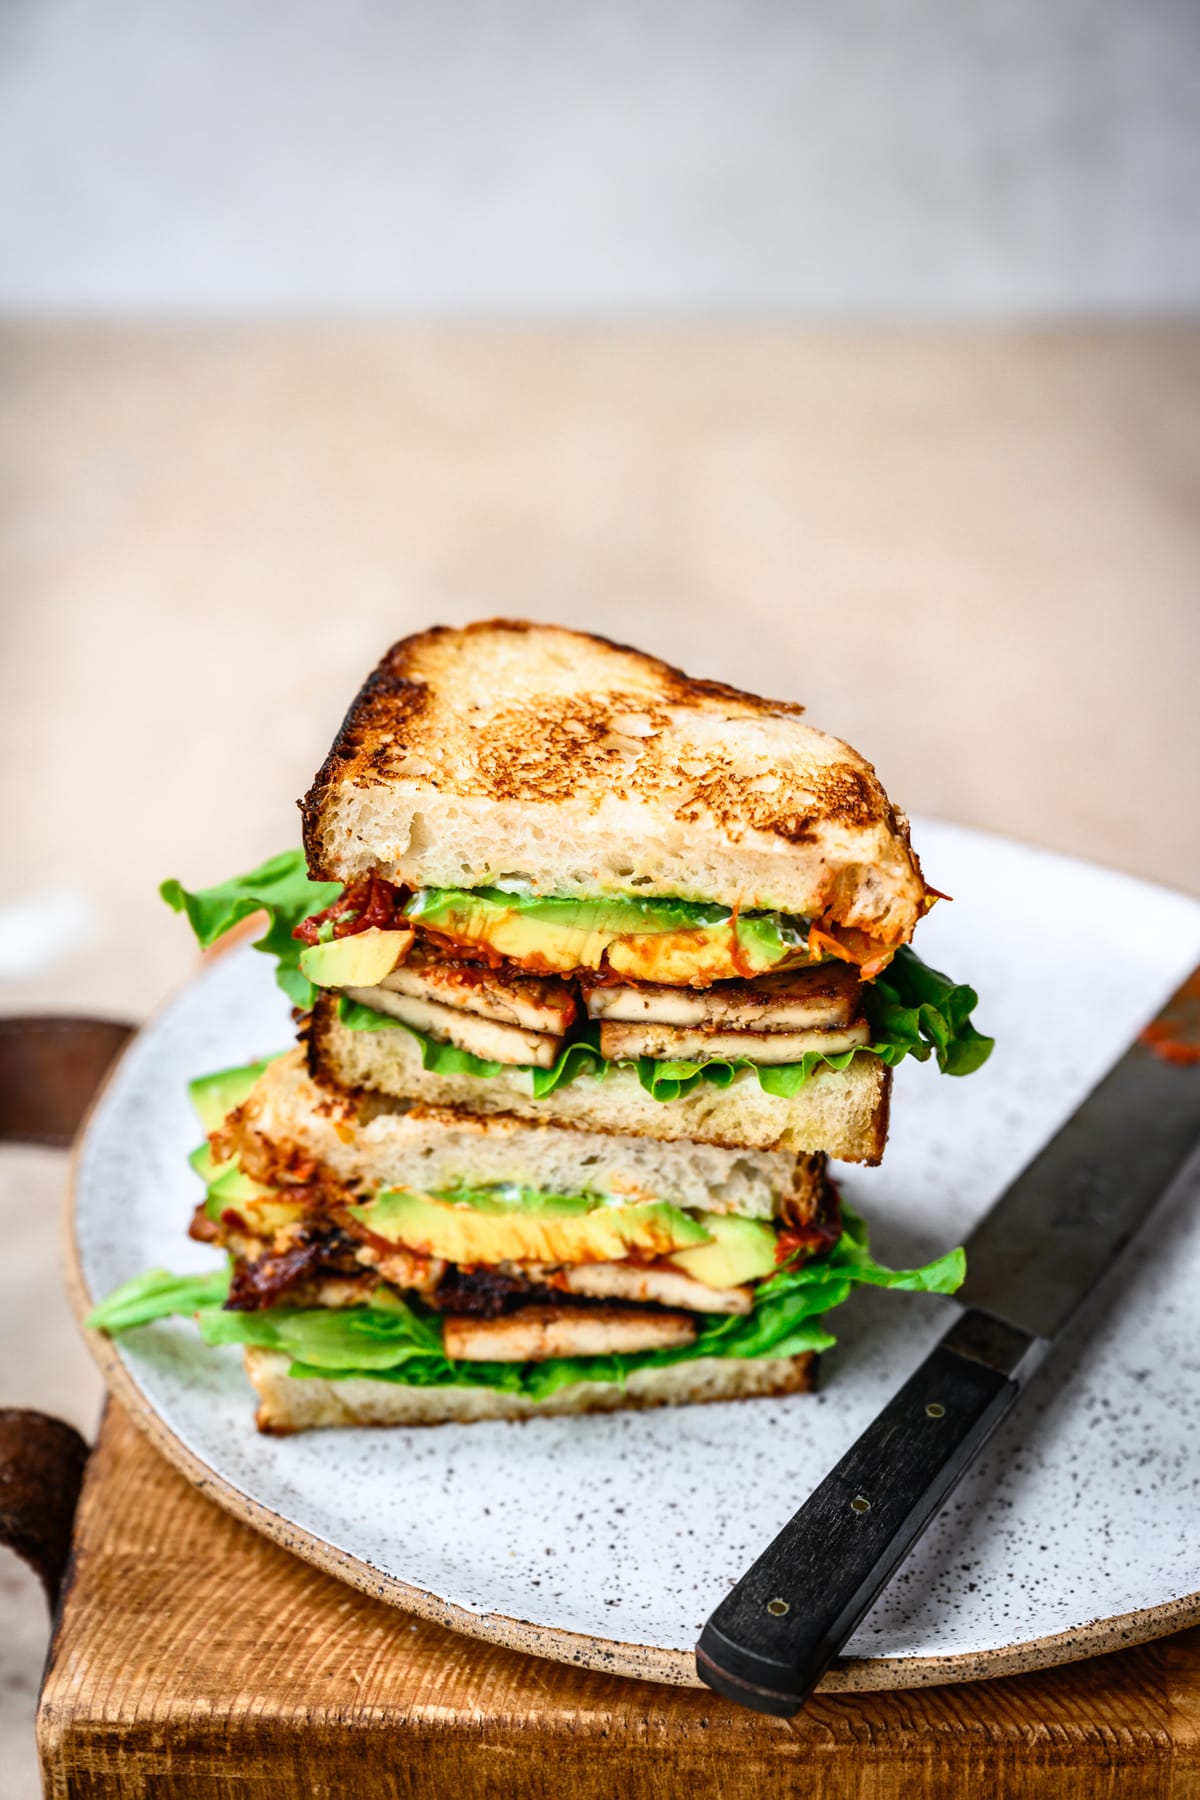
xmin=351 ymin=1241 xmax=447 ymax=1292
xmin=597 ymin=1019 xmax=871 ymax=1065
xmin=442 ymin=1304 xmax=697 ymax=1362
xmin=380 ymin=953 xmax=577 ymax=1034
xmin=556 ymin=1261 xmax=752 ymax=1315
xmin=343 ymin=985 xmax=563 ymax=1067
xmin=583 ymin=962 xmax=860 ymax=1029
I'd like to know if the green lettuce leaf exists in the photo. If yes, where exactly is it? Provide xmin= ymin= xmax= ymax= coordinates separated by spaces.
xmin=864 ymin=945 xmax=994 ymax=1076
xmin=87 ymin=1206 xmax=964 ymax=1399
xmin=86 ymin=1266 xmax=232 ymax=1332
xmin=406 ymin=886 xmax=736 ymax=932
xmin=160 ymin=849 xmax=340 ymax=1008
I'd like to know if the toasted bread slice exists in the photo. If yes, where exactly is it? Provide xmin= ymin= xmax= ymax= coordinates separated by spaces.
xmin=247 ymin=1345 xmax=817 ymax=1432
xmin=300 ymin=621 xmax=927 ymax=952
xmin=309 ymin=993 xmax=891 ymax=1162
xmin=225 ymin=1048 xmax=828 ymax=1221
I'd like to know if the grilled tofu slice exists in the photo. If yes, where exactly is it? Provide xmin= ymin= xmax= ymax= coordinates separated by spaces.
xmin=381 ymin=953 xmax=577 ymax=1034
xmin=343 ymin=985 xmax=562 ymax=1067
xmin=555 ymin=1261 xmax=752 ymax=1315
xmin=441 ymin=1305 xmax=697 ymax=1362
xmin=351 ymin=1242 xmax=446 ymax=1293
xmin=598 ymin=1019 xmax=871 ymax=1065
xmin=583 ymin=962 xmax=860 ymax=1030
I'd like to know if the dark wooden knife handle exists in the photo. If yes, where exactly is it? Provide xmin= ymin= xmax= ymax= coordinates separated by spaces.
xmin=696 ymin=1309 xmax=1043 ymax=1715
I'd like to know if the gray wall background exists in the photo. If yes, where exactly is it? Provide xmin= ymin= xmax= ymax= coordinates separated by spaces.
xmin=1 ymin=0 xmax=1197 ymax=317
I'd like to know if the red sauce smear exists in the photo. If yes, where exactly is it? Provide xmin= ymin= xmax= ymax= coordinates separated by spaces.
xmin=293 ymin=875 xmax=406 ymax=945
xmin=727 ymin=898 xmax=756 ymax=980
xmin=1139 ymin=970 xmax=1200 ymax=1066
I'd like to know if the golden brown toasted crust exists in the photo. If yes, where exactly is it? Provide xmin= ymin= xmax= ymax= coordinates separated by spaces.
xmin=301 ymin=620 xmax=807 ymax=851
xmin=298 ymin=620 xmax=927 ymax=945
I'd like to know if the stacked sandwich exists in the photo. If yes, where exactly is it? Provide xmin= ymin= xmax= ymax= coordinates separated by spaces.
xmin=91 ymin=623 xmax=991 ymax=1431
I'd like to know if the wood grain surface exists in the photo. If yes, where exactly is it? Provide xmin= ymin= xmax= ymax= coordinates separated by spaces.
xmin=38 ymin=1404 xmax=1200 ymax=1798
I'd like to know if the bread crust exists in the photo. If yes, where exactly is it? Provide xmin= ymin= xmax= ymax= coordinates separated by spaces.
xmin=299 ymin=621 xmax=926 ymax=945
xmin=246 ymin=1345 xmax=818 ymax=1432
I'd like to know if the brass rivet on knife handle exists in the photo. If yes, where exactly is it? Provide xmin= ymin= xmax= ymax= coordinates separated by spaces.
xmin=696 ymin=1317 xmax=1029 ymax=1715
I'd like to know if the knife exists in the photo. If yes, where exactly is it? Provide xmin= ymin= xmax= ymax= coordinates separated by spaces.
xmin=695 ymin=965 xmax=1200 ymax=1715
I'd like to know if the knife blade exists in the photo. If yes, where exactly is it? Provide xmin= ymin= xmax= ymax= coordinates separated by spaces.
xmin=696 ymin=966 xmax=1200 ymax=1715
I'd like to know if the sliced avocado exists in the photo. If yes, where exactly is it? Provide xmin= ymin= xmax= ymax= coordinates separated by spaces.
xmin=206 ymin=1164 xmax=276 ymax=1206
xmin=189 ymin=1140 xmax=227 ymax=1184
xmin=188 ymin=1059 xmax=273 ymax=1134
xmin=405 ymin=893 xmax=623 ymax=972
xmin=408 ymin=887 xmax=726 ymax=933
xmin=405 ymin=888 xmax=727 ymax=974
xmin=299 ymin=928 xmax=412 ymax=990
xmin=670 ymin=1213 xmax=780 ymax=1288
xmin=204 ymin=1191 xmax=311 ymax=1233
xmin=203 ymin=1166 xmax=308 ymax=1233
xmin=348 ymin=1188 xmax=711 ymax=1265
xmin=606 ymin=919 xmax=803 ymax=985
xmin=406 ymin=886 xmax=812 ymax=980
xmin=437 ymin=1185 xmax=594 ymax=1217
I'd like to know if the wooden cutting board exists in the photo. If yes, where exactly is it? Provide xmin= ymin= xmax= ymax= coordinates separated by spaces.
xmin=37 ymin=1402 xmax=1200 ymax=1798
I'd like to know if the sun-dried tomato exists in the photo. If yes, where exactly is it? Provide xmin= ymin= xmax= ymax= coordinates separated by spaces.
xmin=292 ymin=875 xmax=406 ymax=945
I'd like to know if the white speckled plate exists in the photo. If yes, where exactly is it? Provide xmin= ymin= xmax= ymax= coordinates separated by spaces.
xmin=69 ymin=821 xmax=1200 ymax=1689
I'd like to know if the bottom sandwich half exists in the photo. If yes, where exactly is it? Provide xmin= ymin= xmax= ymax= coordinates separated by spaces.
xmin=87 ymin=1050 xmax=965 ymax=1432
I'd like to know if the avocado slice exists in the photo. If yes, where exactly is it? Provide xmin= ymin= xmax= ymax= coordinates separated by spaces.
xmin=606 ymin=917 xmax=804 ymax=985
xmin=203 ymin=1191 xmax=311 ymax=1234
xmin=188 ymin=1059 xmax=273 ymax=1134
xmin=189 ymin=1141 xmax=224 ymax=1184
xmin=670 ymin=1213 xmax=780 ymax=1288
xmin=405 ymin=886 xmax=810 ymax=980
xmin=348 ymin=1187 xmax=711 ymax=1265
xmin=202 ymin=1165 xmax=308 ymax=1233
xmin=405 ymin=891 xmax=651 ymax=972
xmin=299 ymin=928 xmax=413 ymax=990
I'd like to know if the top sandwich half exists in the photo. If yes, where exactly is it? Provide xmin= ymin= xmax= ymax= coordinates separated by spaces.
xmin=301 ymin=620 xmax=928 ymax=962
xmin=273 ymin=621 xmax=984 ymax=1163
xmin=159 ymin=622 xmax=990 ymax=1166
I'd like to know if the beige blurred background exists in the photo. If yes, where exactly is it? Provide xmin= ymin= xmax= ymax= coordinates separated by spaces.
xmin=4 ymin=326 xmax=1198 ymax=1023
xmin=3 ymin=3 xmax=1200 ymax=1793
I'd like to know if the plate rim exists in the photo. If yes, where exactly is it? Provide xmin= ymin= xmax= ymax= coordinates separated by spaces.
xmin=64 ymin=822 xmax=1200 ymax=1691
